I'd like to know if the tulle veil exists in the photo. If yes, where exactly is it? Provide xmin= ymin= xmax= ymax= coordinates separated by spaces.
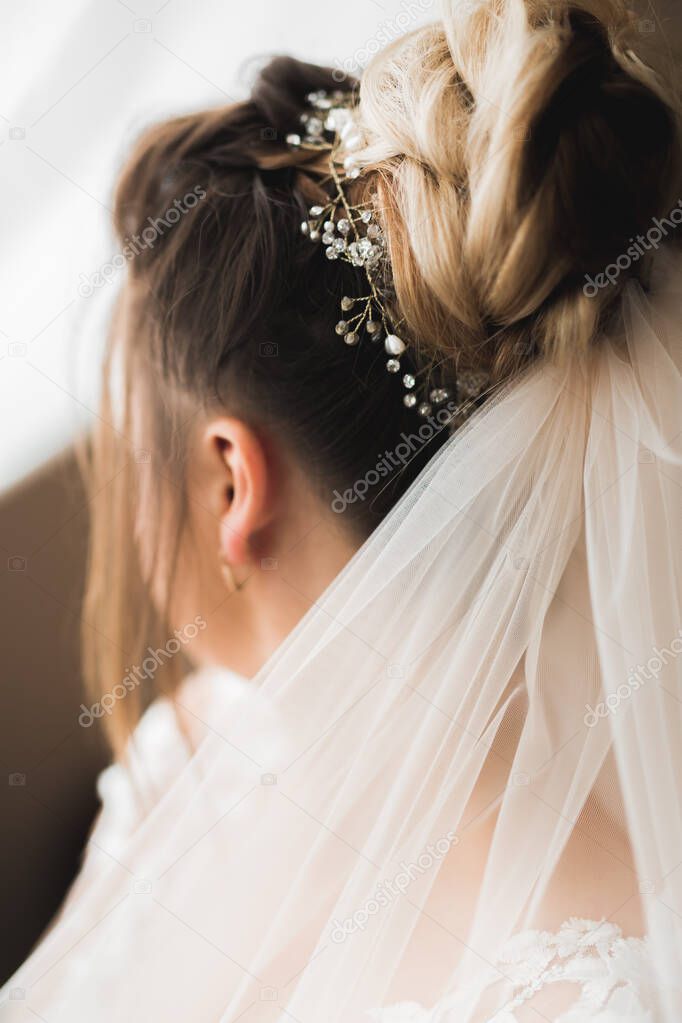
xmin=2 ymin=253 xmax=682 ymax=1021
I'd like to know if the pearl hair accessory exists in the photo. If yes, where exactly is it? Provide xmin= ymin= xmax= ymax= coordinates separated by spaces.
xmin=288 ymin=88 xmax=491 ymax=420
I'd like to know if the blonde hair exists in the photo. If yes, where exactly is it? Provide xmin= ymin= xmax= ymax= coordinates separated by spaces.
xmin=357 ymin=0 xmax=680 ymax=377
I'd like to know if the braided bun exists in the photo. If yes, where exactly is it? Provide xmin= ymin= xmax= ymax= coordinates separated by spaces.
xmin=357 ymin=0 xmax=681 ymax=376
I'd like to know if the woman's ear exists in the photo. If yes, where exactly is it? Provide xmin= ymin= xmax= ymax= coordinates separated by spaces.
xmin=202 ymin=417 xmax=273 ymax=567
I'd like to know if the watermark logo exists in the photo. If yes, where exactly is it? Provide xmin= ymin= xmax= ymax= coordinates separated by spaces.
xmin=584 ymin=629 xmax=682 ymax=726
xmin=330 ymin=830 xmax=458 ymax=942
xmin=78 ymin=186 xmax=207 ymax=297
xmin=332 ymin=402 xmax=455 ymax=514
xmin=132 ymin=878 xmax=153 ymax=894
xmin=583 ymin=199 xmax=682 ymax=297
xmin=78 ymin=616 xmax=207 ymax=726
xmin=332 ymin=0 xmax=435 ymax=82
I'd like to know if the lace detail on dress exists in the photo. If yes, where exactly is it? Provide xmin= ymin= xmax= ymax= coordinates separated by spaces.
xmin=369 ymin=919 xmax=654 ymax=1023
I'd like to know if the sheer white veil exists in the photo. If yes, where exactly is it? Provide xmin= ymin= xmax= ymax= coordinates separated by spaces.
xmin=1 ymin=248 xmax=681 ymax=1021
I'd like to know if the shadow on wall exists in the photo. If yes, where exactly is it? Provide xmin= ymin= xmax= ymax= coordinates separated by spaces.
xmin=0 ymin=450 xmax=107 ymax=983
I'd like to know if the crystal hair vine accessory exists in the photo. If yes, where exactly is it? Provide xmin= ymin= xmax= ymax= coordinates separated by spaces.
xmin=287 ymin=89 xmax=491 ymax=420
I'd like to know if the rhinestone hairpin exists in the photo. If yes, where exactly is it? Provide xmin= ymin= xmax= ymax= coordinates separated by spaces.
xmin=286 ymin=89 xmax=356 ymax=151
xmin=288 ymin=88 xmax=490 ymax=420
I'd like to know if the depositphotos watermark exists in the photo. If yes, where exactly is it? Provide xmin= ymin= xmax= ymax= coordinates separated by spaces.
xmin=77 ymin=185 xmax=207 ymax=297
xmin=584 ymin=628 xmax=682 ymax=727
xmin=330 ymin=830 xmax=459 ymax=943
xmin=331 ymin=0 xmax=434 ymax=82
xmin=78 ymin=616 xmax=207 ymax=727
xmin=583 ymin=198 xmax=682 ymax=297
xmin=331 ymin=402 xmax=456 ymax=514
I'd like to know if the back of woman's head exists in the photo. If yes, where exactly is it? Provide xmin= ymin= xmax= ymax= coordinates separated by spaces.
xmin=86 ymin=56 xmax=453 ymax=745
xmin=111 ymin=56 xmax=446 ymax=534
xmin=85 ymin=0 xmax=681 ymax=748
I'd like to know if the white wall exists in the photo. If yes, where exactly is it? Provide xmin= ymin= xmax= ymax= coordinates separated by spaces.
xmin=0 ymin=0 xmax=435 ymax=490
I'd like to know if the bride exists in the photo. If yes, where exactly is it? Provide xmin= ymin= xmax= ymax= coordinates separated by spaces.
xmin=3 ymin=0 xmax=682 ymax=1019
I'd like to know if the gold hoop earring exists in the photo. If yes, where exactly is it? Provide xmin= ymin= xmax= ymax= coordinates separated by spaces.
xmin=220 ymin=559 xmax=243 ymax=593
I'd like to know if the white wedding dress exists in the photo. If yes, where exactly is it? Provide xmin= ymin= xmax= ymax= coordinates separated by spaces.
xmin=372 ymin=922 xmax=653 ymax=1022
xmin=57 ymin=670 xmax=656 ymax=1023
